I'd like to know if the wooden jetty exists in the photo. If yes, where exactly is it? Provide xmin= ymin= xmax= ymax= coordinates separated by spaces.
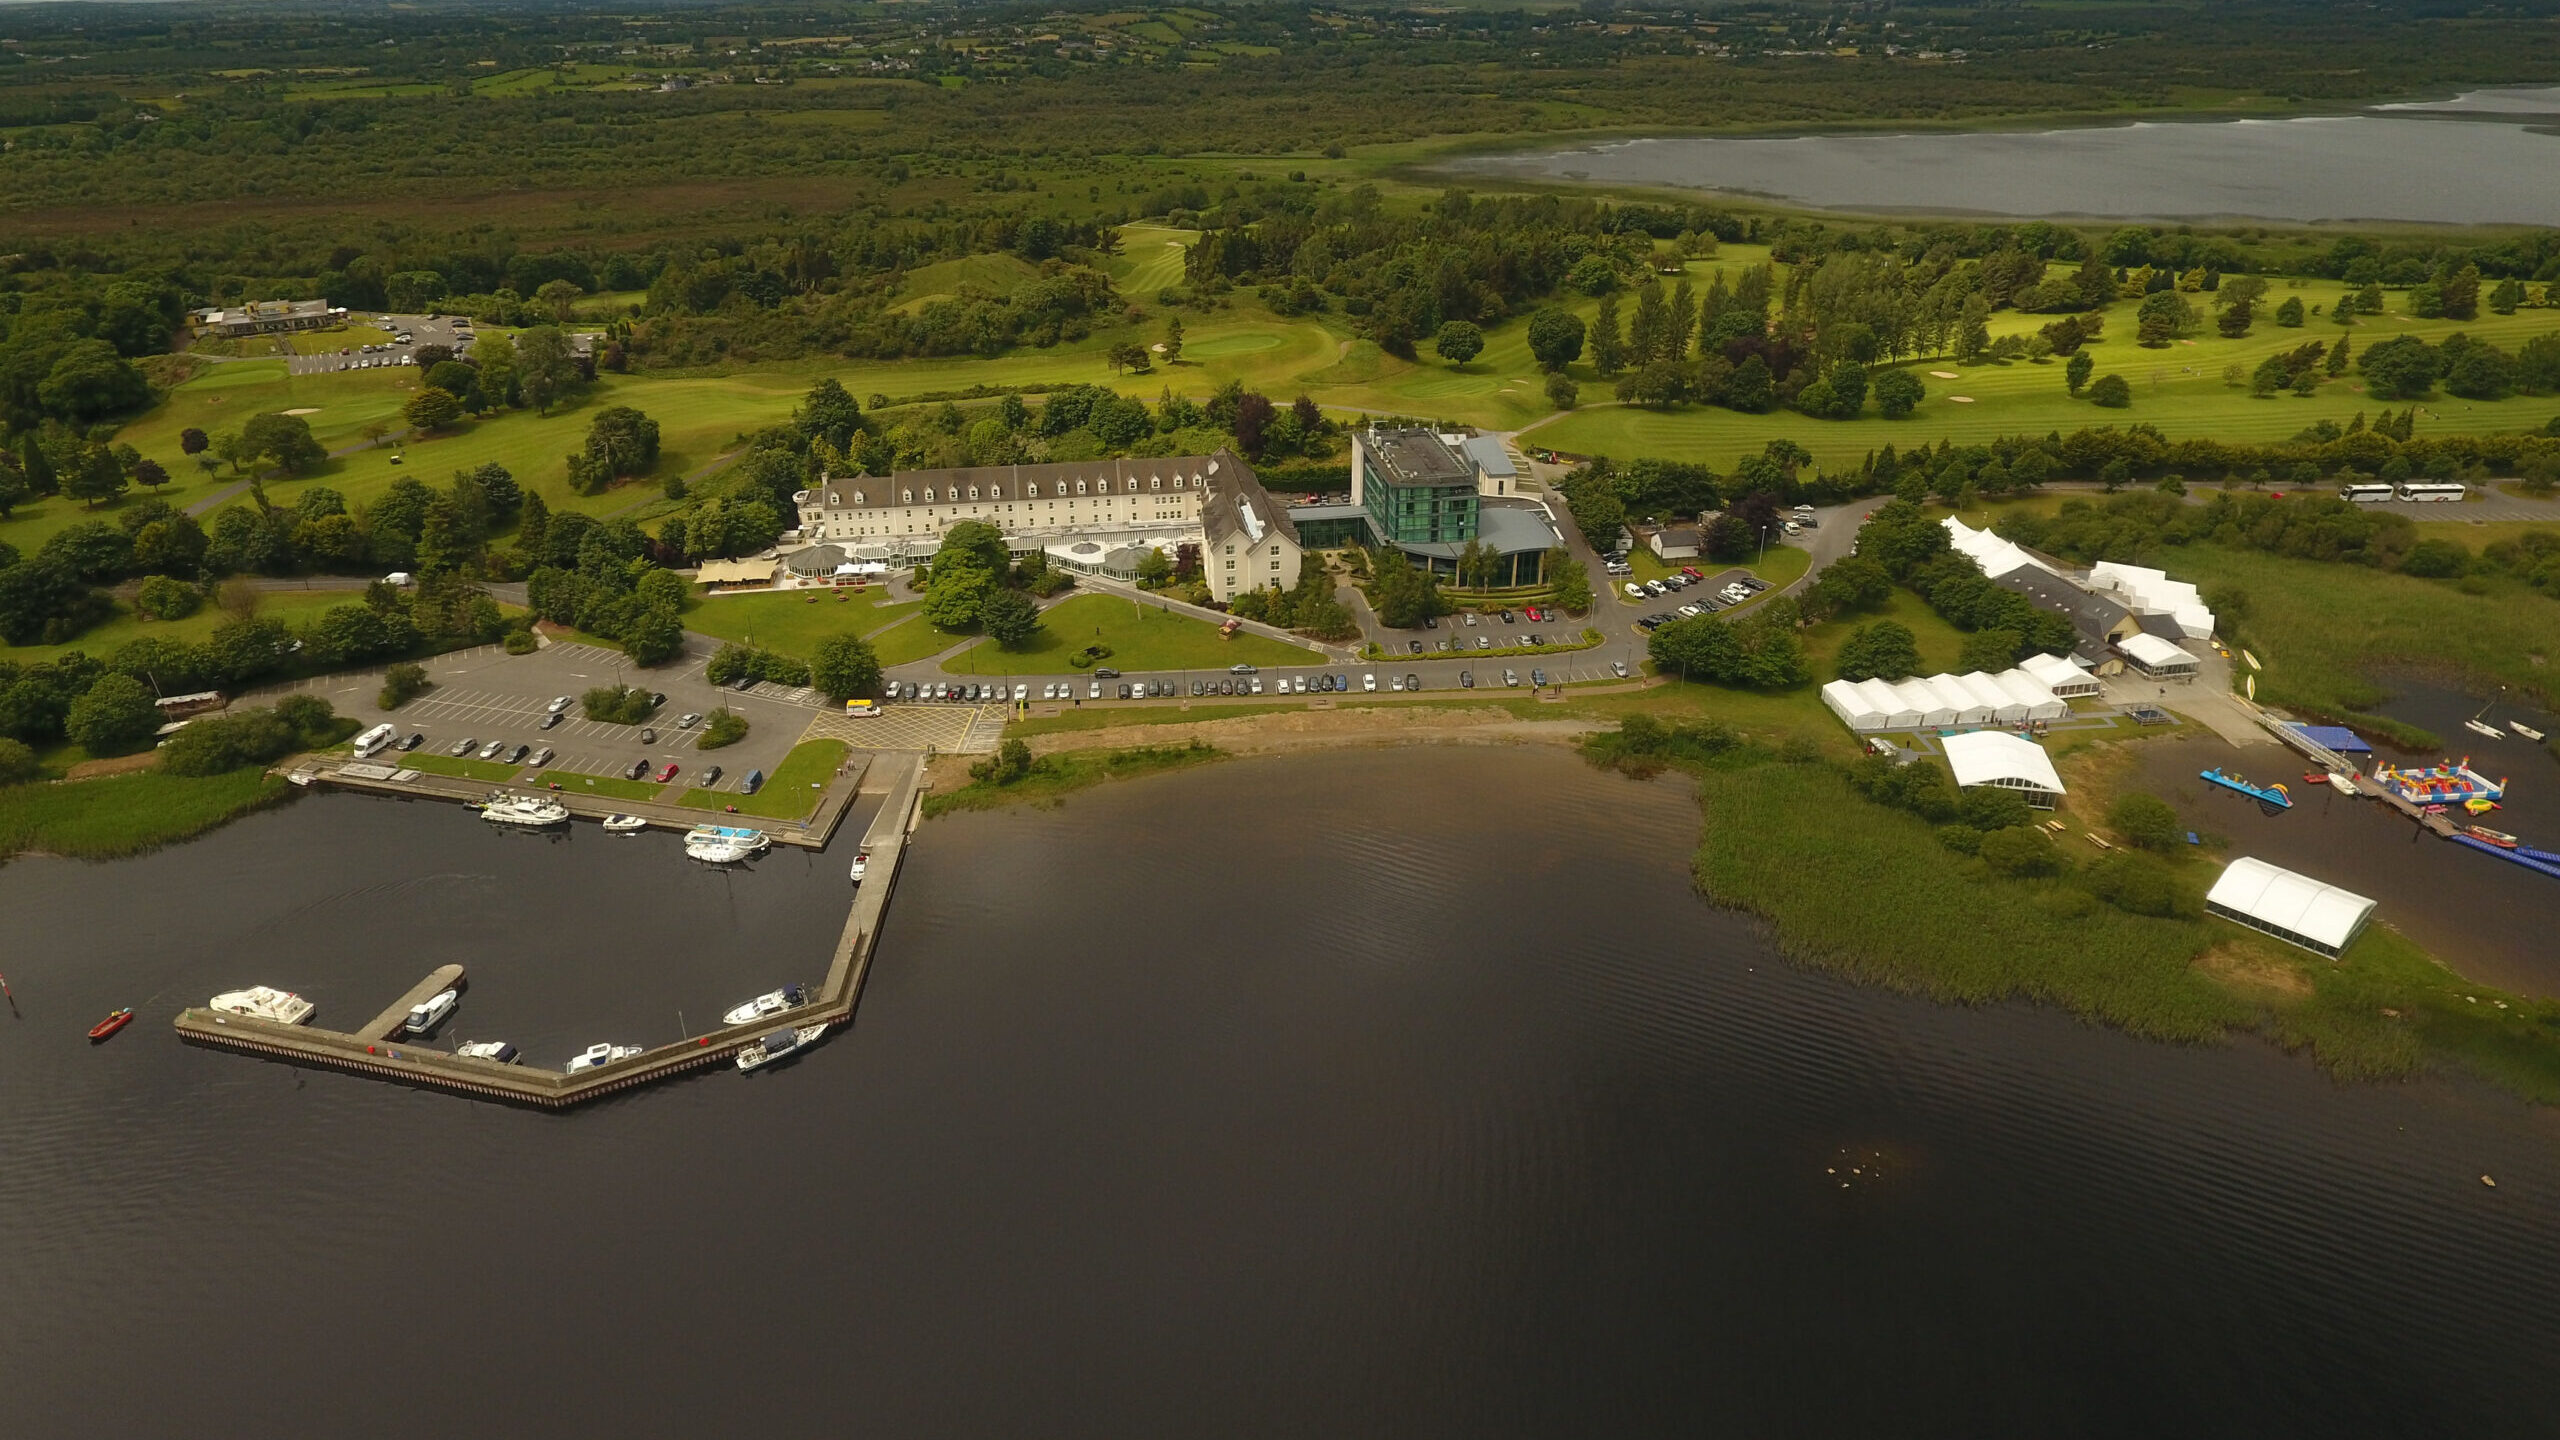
xmin=174 ymin=765 xmax=927 ymax=1108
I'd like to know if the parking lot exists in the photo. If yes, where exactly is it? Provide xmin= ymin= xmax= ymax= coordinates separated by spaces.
xmin=284 ymin=313 xmax=474 ymax=376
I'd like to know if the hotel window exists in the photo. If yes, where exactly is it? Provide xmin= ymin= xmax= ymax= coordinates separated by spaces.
xmin=901 ymin=490 xmax=912 ymax=503
xmin=968 ymin=486 xmax=979 ymax=500
xmin=1077 ymin=480 xmax=1087 ymax=495
xmin=1150 ymin=477 xmax=1161 ymax=491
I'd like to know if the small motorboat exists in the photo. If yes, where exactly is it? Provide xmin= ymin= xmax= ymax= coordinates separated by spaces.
xmin=565 ymin=1042 xmax=643 ymax=1074
xmin=209 ymin=986 xmax=316 ymax=1025
xmin=2325 ymin=772 xmax=2357 ymax=796
xmin=454 ymin=1040 xmax=520 ymax=1064
xmin=2462 ymin=719 xmax=2504 ymax=741
xmin=402 ymin=988 xmax=459 ymax=1037
xmin=601 ymin=814 xmax=650 ymax=834
xmin=737 ymin=1024 xmax=827 ymax=1073
xmin=723 ymin=985 xmax=806 ymax=1027
xmin=849 ymin=849 xmax=870 ymax=885
xmin=88 ymin=1008 xmax=134 ymax=1043
xmin=2513 ymin=721 xmax=2548 ymax=742
xmin=2467 ymin=826 xmax=2521 ymax=849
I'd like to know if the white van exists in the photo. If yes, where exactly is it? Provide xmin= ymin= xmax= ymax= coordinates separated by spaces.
xmin=352 ymin=722 xmax=399 ymax=758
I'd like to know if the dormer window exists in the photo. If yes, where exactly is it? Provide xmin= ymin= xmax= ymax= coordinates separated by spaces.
xmin=968 ymin=486 xmax=979 ymax=500
xmin=1076 ymin=480 xmax=1087 ymax=495
xmin=852 ymin=490 xmax=865 ymax=504
xmin=990 ymin=485 xmax=1002 ymax=500
xmin=1150 ymin=476 xmax=1162 ymax=491
xmin=901 ymin=489 xmax=913 ymax=504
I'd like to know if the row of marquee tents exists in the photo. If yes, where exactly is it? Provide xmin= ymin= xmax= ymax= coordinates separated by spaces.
xmin=1820 ymin=664 xmax=2082 ymax=732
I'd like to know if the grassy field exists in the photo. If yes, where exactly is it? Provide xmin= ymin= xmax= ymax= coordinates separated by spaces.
xmin=542 ymin=770 xmax=664 ymax=801
xmin=401 ymin=753 xmax=529 ymax=784
xmin=0 ymin=768 xmax=294 ymax=862
xmin=2 ymin=588 xmax=350 ymax=666
xmin=675 ymin=737 xmax=846 ymax=817
xmin=682 ymin=585 xmax=922 ymax=657
xmin=922 ymin=740 xmax=1226 ymax=815
xmin=2170 ymin=544 xmax=2560 ymax=713
xmin=939 ymin=593 xmax=1322 ymax=675
xmin=865 ymin=614 xmax=973 ymax=668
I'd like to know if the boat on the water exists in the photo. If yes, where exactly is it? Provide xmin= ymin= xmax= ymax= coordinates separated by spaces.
xmin=2325 ymin=772 xmax=2357 ymax=796
xmin=454 ymin=1040 xmax=520 ymax=1064
xmin=2200 ymin=768 xmax=2292 ymax=813
xmin=481 ymin=792 xmax=570 ymax=828
xmin=2467 ymin=826 xmax=2521 ymax=849
xmin=565 ymin=1042 xmax=643 ymax=1073
xmin=88 ymin=1008 xmax=134 ymax=1042
xmin=684 ymin=823 xmax=771 ymax=863
xmin=2514 ymin=720 xmax=2549 ymax=742
xmin=2463 ymin=719 xmax=2505 ymax=741
xmin=737 ymin=1023 xmax=827 ymax=1073
xmin=600 ymin=814 xmax=649 ymax=834
xmin=722 ymin=984 xmax=807 ymax=1027
xmin=402 ymin=988 xmax=459 ymax=1037
xmin=209 ymin=986 xmax=316 ymax=1025
xmin=849 ymin=848 xmax=870 ymax=885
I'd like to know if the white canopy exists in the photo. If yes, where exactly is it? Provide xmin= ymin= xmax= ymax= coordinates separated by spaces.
xmin=1859 ymin=678 xmax=1922 ymax=729
xmin=1942 ymin=517 xmax=2055 ymax=581
xmin=1958 ymin=671 xmax=2029 ymax=724
xmin=2090 ymin=560 xmax=2217 ymax=639
xmin=2117 ymin=632 xmax=2195 ymax=671
xmin=1925 ymin=673 xmax=1991 ymax=726
xmin=1893 ymin=677 xmax=1959 ymax=729
xmin=2205 ymin=857 xmax=2376 ymax=957
xmin=1941 ymin=729 xmax=2065 ymax=797
xmin=2021 ymin=651 xmax=2100 ymax=698
xmin=1822 ymin=680 xmax=1887 ymax=731
xmin=1991 ymin=668 xmax=2070 ymax=721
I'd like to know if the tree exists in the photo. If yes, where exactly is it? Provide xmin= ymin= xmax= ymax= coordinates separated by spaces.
xmin=1957 ymin=628 xmax=2025 ymax=672
xmin=1978 ymin=825 xmax=2063 ymax=878
xmin=0 ymin=464 xmax=26 ymax=519
xmin=810 ymin=633 xmax=883 ymax=702
xmin=2088 ymin=373 xmax=2132 ymax=408
xmin=1835 ymin=620 xmax=1921 ymax=681
xmin=1161 ymin=317 xmax=1185 ymax=364
xmin=404 ymin=387 xmax=465 ymax=434
xmin=1544 ymin=372 xmax=1579 ymax=410
xmin=566 ymin=406 xmax=661 ymax=491
xmin=1526 ymin=308 xmax=1585 ymax=371
xmin=2065 ymin=352 xmax=2095 ymax=395
xmin=2107 ymin=792 xmax=2183 ymax=852
xmin=797 ymin=377 xmax=864 ymax=450
xmin=179 ymin=427 xmax=209 ymax=457
xmin=133 ymin=457 xmax=169 ymax=493
xmin=2359 ymin=335 xmax=2441 ymax=400
xmin=2440 ymin=263 xmax=2482 ymax=321
xmin=1953 ymin=295 xmax=1992 ymax=361
xmin=1432 ymin=320 xmax=1484 ymax=368
xmin=1804 ymin=554 xmax=1892 ymax=619
xmin=1546 ymin=550 xmax=1590 ymax=613
xmin=1871 ymin=368 xmax=1925 ymax=418
xmin=922 ymin=565 xmax=993 ymax=629
xmin=0 ymin=737 xmax=37 ymax=786
xmin=1135 ymin=546 xmax=1173 ymax=587
xmin=379 ymin=662 xmax=431 ymax=709
xmin=37 ymin=340 xmax=151 ymax=423
xmin=2274 ymin=296 xmax=2305 ymax=327
xmin=65 ymin=673 xmax=162 ymax=756
xmin=534 ymin=278 xmax=584 ymax=322
xmin=1589 ymin=294 xmax=1626 ymax=375
xmin=981 ymin=587 xmax=1042 ymax=647
xmin=62 ymin=443 xmax=129 ymax=509
xmin=621 ymin=605 xmax=685 ymax=666
xmin=515 ymin=325 xmax=578 ymax=414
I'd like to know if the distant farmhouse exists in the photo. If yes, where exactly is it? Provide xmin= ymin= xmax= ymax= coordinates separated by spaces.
xmin=192 ymin=299 xmax=345 ymax=338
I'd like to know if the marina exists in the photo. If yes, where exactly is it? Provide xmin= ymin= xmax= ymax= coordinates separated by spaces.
xmin=172 ymin=764 xmax=924 ymax=1108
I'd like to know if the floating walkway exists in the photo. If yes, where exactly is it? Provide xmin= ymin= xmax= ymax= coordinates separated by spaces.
xmin=2449 ymin=835 xmax=2560 ymax=881
xmin=175 ymin=766 xmax=926 ymax=1108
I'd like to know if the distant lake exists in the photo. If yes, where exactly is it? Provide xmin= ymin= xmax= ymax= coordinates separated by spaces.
xmin=1451 ymin=115 xmax=2560 ymax=225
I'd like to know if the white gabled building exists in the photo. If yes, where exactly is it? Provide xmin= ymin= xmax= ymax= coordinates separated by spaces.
xmin=792 ymin=447 xmax=1301 ymax=603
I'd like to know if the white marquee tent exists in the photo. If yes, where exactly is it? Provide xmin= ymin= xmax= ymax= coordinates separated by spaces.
xmin=1958 ymin=671 xmax=2029 ymax=724
xmin=2089 ymin=561 xmax=2217 ymax=639
xmin=1941 ymin=730 xmax=2066 ymax=807
xmin=2205 ymin=857 xmax=2377 ymax=958
xmin=2021 ymin=651 xmax=2101 ymax=699
xmin=1821 ymin=667 xmax=2069 ymax=732
xmin=1859 ymin=678 xmax=1922 ymax=730
xmin=1821 ymin=680 xmax=1887 ymax=731
xmin=1941 ymin=517 xmax=2057 ymax=581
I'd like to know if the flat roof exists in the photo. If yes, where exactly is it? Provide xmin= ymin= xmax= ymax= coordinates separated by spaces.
xmin=1362 ymin=428 xmax=1474 ymax=488
xmin=1462 ymin=434 xmax=1517 ymax=478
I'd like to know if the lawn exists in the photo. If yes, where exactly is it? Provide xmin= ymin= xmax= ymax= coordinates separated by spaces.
xmin=2 ymin=588 xmax=350 ymax=666
xmin=2167 ymin=543 xmax=2560 ymax=713
xmin=0 ymin=767 xmax=293 ymax=862
xmin=939 ymin=593 xmax=1322 ymax=675
xmin=683 ymin=585 xmax=922 ymax=657
xmin=402 ymin=753 xmax=530 ymax=784
xmin=543 ymin=770 xmax=665 ymax=801
xmin=674 ymin=737 xmax=846 ymax=818
xmin=867 ymin=614 xmax=974 ymax=668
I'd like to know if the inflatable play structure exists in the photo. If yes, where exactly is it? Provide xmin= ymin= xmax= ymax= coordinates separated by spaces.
xmin=2201 ymin=768 xmax=2292 ymax=814
xmin=2374 ymin=758 xmax=2506 ymax=810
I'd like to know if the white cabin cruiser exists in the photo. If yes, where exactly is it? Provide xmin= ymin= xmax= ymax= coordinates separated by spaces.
xmin=481 ymin=792 xmax=570 ymax=827
xmin=684 ymin=824 xmax=771 ymax=863
xmin=454 ymin=1040 xmax=520 ymax=1064
xmin=723 ymin=985 xmax=807 ymax=1026
xmin=849 ymin=849 xmax=869 ymax=884
xmin=565 ymin=1043 xmax=643 ymax=1073
xmin=402 ymin=988 xmax=459 ymax=1036
xmin=737 ymin=1024 xmax=827 ymax=1072
xmin=600 ymin=814 xmax=650 ymax=834
xmin=209 ymin=986 xmax=316 ymax=1025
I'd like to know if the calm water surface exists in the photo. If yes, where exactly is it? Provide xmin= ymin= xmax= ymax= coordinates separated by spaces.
xmin=2 ymin=748 xmax=2557 ymax=1436
xmin=1454 ymin=116 xmax=2560 ymax=224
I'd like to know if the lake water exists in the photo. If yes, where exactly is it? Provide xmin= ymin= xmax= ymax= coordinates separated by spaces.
xmin=4 ymin=748 xmax=2559 ymax=1435
xmin=1452 ymin=115 xmax=2560 ymax=225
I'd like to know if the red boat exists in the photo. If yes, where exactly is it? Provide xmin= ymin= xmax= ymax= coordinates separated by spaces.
xmin=88 ymin=1008 xmax=134 ymax=1042
xmin=2467 ymin=826 xmax=2521 ymax=849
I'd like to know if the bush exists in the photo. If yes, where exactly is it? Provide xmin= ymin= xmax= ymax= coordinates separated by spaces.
xmin=2106 ymin=792 xmax=2183 ymax=852
xmin=378 ymin=662 xmax=430 ymax=709
xmin=698 ymin=708 xmax=749 ymax=749
xmin=1977 ymin=824 xmax=2064 ymax=877
xmin=2088 ymin=373 xmax=2133 ymax=408
xmin=706 ymin=642 xmax=811 ymax=688
xmin=1957 ymin=785 xmax=2034 ymax=833
xmin=969 ymin=737 xmax=1036 ymax=786
xmin=0 ymin=736 xmax=38 ymax=785
xmin=810 ymin=633 xmax=883 ymax=703
xmin=159 ymin=697 xmax=343 ymax=776
xmin=65 ymin=673 xmax=163 ymax=756
xmin=502 ymin=627 xmax=539 ymax=655
xmin=2085 ymin=853 xmax=2200 ymax=918
xmin=581 ymin=684 xmax=658 ymax=724
xmin=133 ymin=575 xmax=201 ymax=621
xmin=1938 ymin=823 xmax=1983 ymax=855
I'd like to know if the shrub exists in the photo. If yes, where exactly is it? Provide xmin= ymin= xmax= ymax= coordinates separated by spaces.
xmin=65 ymin=673 xmax=163 ymax=756
xmin=2085 ymin=853 xmax=2200 ymax=918
xmin=133 ymin=575 xmax=202 ymax=621
xmin=969 ymin=737 xmax=1036 ymax=785
xmin=581 ymin=684 xmax=657 ymax=724
xmin=2088 ymin=373 xmax=2133 ymax=408
xmin=1938 ymin=823 xmax=1983 ymax=855
xmin=379 ymin=662 xmax=431 ymax=709
xmin=698 ymin=708 xmax=749 ymax=749
xmin=706 ymin=642 xmax=812 ymax=688
xmin=2106 ymin=792 xmax=2183 ymax=852
xmin=159 ymin=697 xmax=342 ymax=776
xmin=502 ymin=627 xmax=538 ymax=655
xmin=1978 ymin=825 xmax=2064 ymax=877
xmin=1957 ymin=785 xmax=2034 ymax=833
xmin=0 ymin=736 xmax=38 ymax=785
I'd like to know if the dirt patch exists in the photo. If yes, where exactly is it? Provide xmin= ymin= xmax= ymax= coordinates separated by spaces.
xmin=65 ymin=751 xmax=162 ymax=781
xmin=1022 ymin=703 xmax=1606 ymax=759
xmin=2195 ymin=941 xmax=2316 ymax=1004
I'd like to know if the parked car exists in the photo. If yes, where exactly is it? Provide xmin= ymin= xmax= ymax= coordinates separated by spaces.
xmin=1013 ymin=684 xmax=1028 ymax=701
xmin=1405 ymin=673 xmax=1421 ymax=691
xmin=1611 ymin=661 xmax=1630 ymax=678
xmin=1117 ymin=684 xmax=1132 ymax=699
xmin=1423 ymin=615 xmax=1437 ymax=630
xmin=1249 ymin=677 xmax=1264 ymax=694
xmin=505 ymin=743 xmax=530 ymax=765
xmin=1531 ymin=669 xmax=1548 ymax=687
xmin=655 ymin=762 xmax=680 ymax=783
xmin=1409 ymin=640 xmax=1424 ymax=654
xmin=1462 ymin=612 xmax=1478 ymax=626
xmin=1363 ymin=673 xmax=1377 ymax=692
xmin=1094 ymin=667 xmax=1121 ymax=679
xmin=1476 ymin=636 xmax=1491 ymax=650
xmin=1644 ymin=580 xmax=1667 ymax=596
xmin=699 ymin=765 xmax=722 ymax=787
xmin=1389 ymin=675 xmax=1404 ymax=691
xmin=529 ymin=747 xmax=554 ymax=767
xmin=1503 ymin=669 xmax=1520 ymax=687
xmin=1681 ymin=566 xmax=1703 ymax=579
xmin=1625 ymin=582 xmax=1646 ymax=598
xmin=399 ymin=732 xmax=425 ymax=751
xmin=477 ymin=739 xmax=506 ymax=760
xmin=1230 ymin=663 xmax=1257 ymax=675
xmin=541 ymin=712 xmax=563 ymax=730
xmin=677 ymin=713 xmax=702 ymax=729
xmin=638 ymin=727 xmax=657 ymax=744
xmin=649 ymin=692 xmax=666 ymax=708
xmin=1334 ymin=674 xmax=1348 ymax=690
xmin=1498 ymin=610 xmax=1515 ymax=623
xmin=733 ymin=675 xmax=758 ymax=692
xmin=742 ymin=769 xmax=764 ymax=795
xmin=547 ymin=695 xmax=572 ymax=713
xmin=449 ymin=737 xmax=477 ymax=757
xmin=1459 ymin=670 xmax=1475 ymax=688
xmin=627 ymin=758 xmax=651 ymax=780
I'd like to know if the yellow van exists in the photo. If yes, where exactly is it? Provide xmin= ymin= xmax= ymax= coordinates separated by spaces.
xmin=844 ymin=699 xmax=881 ymax=717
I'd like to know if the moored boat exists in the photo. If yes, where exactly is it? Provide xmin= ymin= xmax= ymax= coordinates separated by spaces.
xmin=2200 ymin=767 xmax=2292 ymax=812
xmin=849 ymin=848 xmax=870 ymax=884
xmin=481 ymin=792 xmax=570 ymax=828
xmin=565 ymin=1042 xmax=643 ymax=1074
xmin=737 ymin=1023 xmax=827 ymax=1073
xmin=403 ymin=988 xmax=459 ymax=1036
xmin=722 ymin=984 xmax=806 ymax=1026
xmin=2462 ymin=719 xmax=2504 ymax=741
xmin=88 ymin=1008 xmax=134 ymax=1042
xmin=2467 ymin=826 xmax=2521 ymax=849
xmin=2325 ymin=772 xmax=2357 ymax=796
xmin=2513 ymin=720 xmax=2548 ymax=742
xmin=454 ymin=1039 xmax=520 ymax=1064
xmin=209 ymin=986 xmax=316 ymax=1025
xmin=600 ymin=814 xmax=650 ymax=834
xmin=684 ymin=823 xmax=770 ymax=863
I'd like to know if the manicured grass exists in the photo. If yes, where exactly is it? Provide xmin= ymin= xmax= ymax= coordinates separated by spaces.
xmin=940 ymin=593 xmax=1322 ymax=675
xmin=1008 ymin=701 xmax=1305 ymax=737
xmin=2 ymin=589 xmax=351 ymax=667
xmin=674 ymin=737 xmax=846 ymax=818
xmin=401 ymin=753 xmax=528 ymax=783
xmin=544 ymin=770 xmax=665 ymax=801
xmin=923 ymin=740 xmax=1226 ymax=815
xmin=867 ymin=614 xmax=973 ymax=668
xmin=0 ymin=768 xmax=293 ymax=862
xmin=683 ymin=585 xmax=922 ymax=657
xmin=2168 ymin=544 xmax=2560 ymax=713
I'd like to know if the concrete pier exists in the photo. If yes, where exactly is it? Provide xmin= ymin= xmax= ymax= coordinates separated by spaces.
xmin=175 ymin=764 xmax=928 ymax=1109
xmin=289 ymin=750 xmax=872 ymax=851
